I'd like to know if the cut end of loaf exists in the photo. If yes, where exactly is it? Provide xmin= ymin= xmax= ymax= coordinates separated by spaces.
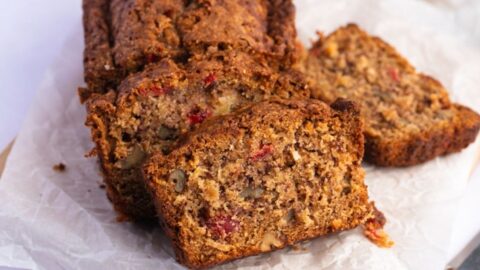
xmin=143 ymin=98 xmax=374 ymax=268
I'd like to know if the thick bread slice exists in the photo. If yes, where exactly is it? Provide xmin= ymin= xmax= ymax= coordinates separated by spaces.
xmin=86 ymin=51 xmax=310 ymax=220
xmin=302 ymin=24 xmax=480 ymax=166
xmin=143 ymin=98 xmax=373 ymax=269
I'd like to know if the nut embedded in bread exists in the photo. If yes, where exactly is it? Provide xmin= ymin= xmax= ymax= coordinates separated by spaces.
xmin=143 ymin=98 xmax=374 ymax=269
xmin=302 ymin=23 xmax=480 ymax=166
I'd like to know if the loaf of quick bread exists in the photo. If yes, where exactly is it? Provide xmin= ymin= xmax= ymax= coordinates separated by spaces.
xmin=82 ymin=0 xmax=308 ymax=220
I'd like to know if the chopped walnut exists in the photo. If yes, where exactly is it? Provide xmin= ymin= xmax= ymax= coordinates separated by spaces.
xmin=169 ymin=169 xmax=186 ymax=193
xmin=120 ymin=144 xmax=146 ymax=169
xmin=240 ymin=186 xmax=264 ymax=199
xmin=366 ymin=67 xmax=377 ymax=83
xmin=324 ymin=42 xmax=339 ymax=58
xmin=214 ymin=94 xmax=238 ymax=115
xmin=260 ymin=232 xmax=283 ymax=251
xmin=291 ymin=149 xmax=301 ymax=161
xmin=336 ymin=74 xmax=353 ymax=87
xmin=331 ymin=219 xmax=343 ymax=229
xmin=355 ymin=55 xmax=369 ymax=71
xmin=297 ymin=209 xmax=314 ymax=226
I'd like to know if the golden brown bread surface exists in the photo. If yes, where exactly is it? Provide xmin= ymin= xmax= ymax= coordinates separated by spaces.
xmin=143 ymin=98 xmax=374 ymax=269
xmin=302 ymin=24 xmax=480 ymax=166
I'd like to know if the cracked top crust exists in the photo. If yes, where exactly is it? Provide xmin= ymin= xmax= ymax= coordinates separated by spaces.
xmin=82 ymin=0 xmax=298 ymax=98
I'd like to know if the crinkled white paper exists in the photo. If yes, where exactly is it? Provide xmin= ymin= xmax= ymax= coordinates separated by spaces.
xmin=1 ymin=0 xmax=480 ymax=269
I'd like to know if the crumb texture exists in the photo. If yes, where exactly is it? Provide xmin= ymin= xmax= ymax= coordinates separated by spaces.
xmin=303 ymin=24 xmax=480 ymax=166
xmin=144 ymin=99 xmax=373 ymax=269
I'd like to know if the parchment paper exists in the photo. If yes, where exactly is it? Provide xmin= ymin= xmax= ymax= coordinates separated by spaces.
xmin=1 ymin=0 xmax=480 ymax=269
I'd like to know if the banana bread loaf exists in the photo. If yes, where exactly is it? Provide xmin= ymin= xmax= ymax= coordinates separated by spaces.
xmin=143 ymin=98 xmax=374 ymax=269
xmin=86 ymin=50 xmax=310 ymax=220
xmin=83 ymin=0 xmax=304 ymax=219
xmin=81 ymin=0 xmax=298 ymax=100
xmin=302 ymin=24 xmax=480 ymax=166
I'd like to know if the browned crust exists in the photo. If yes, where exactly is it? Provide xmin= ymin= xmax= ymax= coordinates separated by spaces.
xmin=85 ymin=91 xmax=156 ymax=220
xmin=266 ymin=0 xmax=298 ymax=65
xmin=144 ymin=98 xmax=372 ymax=269
xmin=82 ymin=0 xmax=118 ymax=96
xmin=366 ymin=104 xmax=480 ymax=166
xmin=176 ymin=224 xmax=365 ymax=269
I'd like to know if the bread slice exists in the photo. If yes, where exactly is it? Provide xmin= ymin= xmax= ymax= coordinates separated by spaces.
xmin=302 ymin=24 xmax=480 ymax=166
xmin=143 ymin=98 xmax=374 ymax=269
xmin=86 ymin=51 xmax=311 ymax=220
xmin=81 ymin=0 xmax=297 ymax=100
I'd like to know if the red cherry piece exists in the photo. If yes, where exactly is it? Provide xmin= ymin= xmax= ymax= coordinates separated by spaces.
xmin=138 ymin=87 xmax=149 ymax=96
xmin=206 ymin=215 xmax=240 ymax=237
xmin=251 ymin=145 xmax=274 ymax=161
xmin=387 ymin=67 xmax=400 ymax=82
xmin=187 ymin=108 xmax=211 ymax=124
xmin=203 ymin=73 xmax=216 ymax=87
xmin=150 ymin=85 xmax=172 ymax=96
xmin=146 ymin=53 xmax=160 ymax=64
xmin=138 ymin=85 xmax=171 ymax=96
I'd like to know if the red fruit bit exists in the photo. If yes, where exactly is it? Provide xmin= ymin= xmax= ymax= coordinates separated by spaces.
xmin=150 ymin=85 xmax=172 ymax=96
xmin=146 ymin=53 xmax=160 ymax=64
xmin=387 ymin=67 xmax=400 ymax=83
xmin=363 ymin=206 xmax=393 ymax=248
xmin=187 ymin=107 xmax=211 ymax=124
xmin=251 ymin=144 xmax=274 ymax=161
xmin=364 ymin=219 xmax=394 ymax=248
xmin=138 ymin=85 xmax=171 ymax=97
xmin=206 ymin=215 xmax=240 ymax=238
xmin=203 ymin=73 xmax=217 ymax=87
